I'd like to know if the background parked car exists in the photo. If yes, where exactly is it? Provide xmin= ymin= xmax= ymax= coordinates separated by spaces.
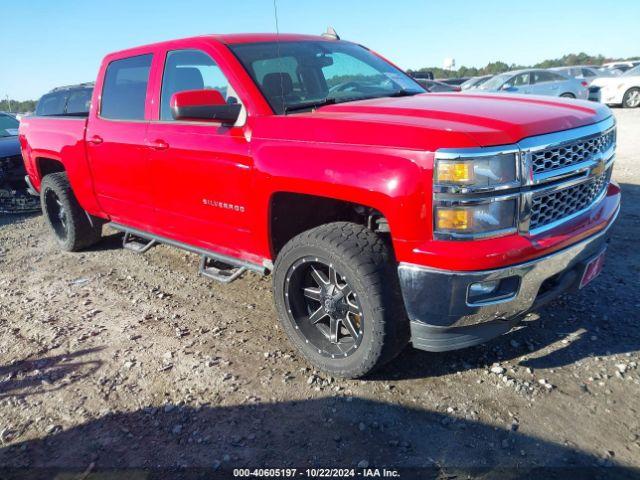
xmin=414 ymin=79 xmax=461 ymax=92
xmin=601 ymin=60 xmax=640 ymax=73
xmin=477 ymin=69 xmax=588 ymax=99
xmin=437 ymin=77 xmax=470 ymax=86
xmin=35 ymin=82 xmax=94 ymax=117
xmin=0 ymin=112 xmax=39 ymax=214
xmin=549 ymin=65 xmax=616 ymax=85
xmin=592 ymin=65 xmax=640 ymax=108
xmin=460 ymin=75 xmax=493 ymax=90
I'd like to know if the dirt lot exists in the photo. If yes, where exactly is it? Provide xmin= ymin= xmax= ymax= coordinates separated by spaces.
xmin=0 ymin=109 xmax=639 ymax=478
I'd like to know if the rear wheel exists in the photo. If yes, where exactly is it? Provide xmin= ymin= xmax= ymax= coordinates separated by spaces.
xmin=623 ymin=88 xmax=640 ymax=108
xmin=40 ymin=172 xmax=102 ymax=251
xmin=560 ymin=93 xmax=575 ymax=98
xmin=273 ymin=222 xmax=409 ymax=378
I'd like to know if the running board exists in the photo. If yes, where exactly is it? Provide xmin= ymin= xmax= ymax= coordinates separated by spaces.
xmin=122 ymin=232 xmax=157 ymax=253
xmin=108 ymin=223 xmax=267 ymax=281
xmin=199 ymin=256 xmax=247 ymax=284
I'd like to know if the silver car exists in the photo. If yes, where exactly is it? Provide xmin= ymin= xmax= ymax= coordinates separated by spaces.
xmin=477 ymin=69 xmax=589 ymax=100
xmin=550 ymin=65 xmax=618 ymax=85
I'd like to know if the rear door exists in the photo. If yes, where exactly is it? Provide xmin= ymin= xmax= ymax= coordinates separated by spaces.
xmin=86 ymin=54 xmax=154 ymax=229
xmin=530 ymin=71 xmax=560 ymax=96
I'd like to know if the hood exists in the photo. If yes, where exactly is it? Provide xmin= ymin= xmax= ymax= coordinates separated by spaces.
xmin=308 ymin=92 xmax=611 ymax=148
xmin=0 ymin=135 xmax=21 ymax=159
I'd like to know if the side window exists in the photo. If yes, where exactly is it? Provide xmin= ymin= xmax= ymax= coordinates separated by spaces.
xmin=66 ymin=89 xmax=92 ymax=115
xmin=532 ymin=71 xmax=557 ymax=84
xmin=512 ymin=73 xmax=529 ymax=86
xmin=582 ymin=68 xmax=596 ymax=77
xmin=101 ymin=54 xmax=152 ymax=120
xmin=160 ymin=49 xmax=235 ymax=121
xmin=36 ymin=92 xmax=67 ymax=116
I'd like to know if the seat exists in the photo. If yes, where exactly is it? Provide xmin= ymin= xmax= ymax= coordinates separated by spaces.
xmin=161 ymin=67 xmax=205 ymax=120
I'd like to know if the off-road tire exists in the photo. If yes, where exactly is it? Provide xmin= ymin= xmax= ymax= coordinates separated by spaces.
xmin=273 ymin=222 xmax=410 ymax=378
xmin=40 ymin=172 xmax=102 ymax=251
xmin=622 ymin=87 xmax=640 ymax=108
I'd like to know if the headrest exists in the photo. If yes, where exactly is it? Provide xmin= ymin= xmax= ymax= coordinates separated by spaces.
xmin=262 ymin=72 xmax=294 ymax=97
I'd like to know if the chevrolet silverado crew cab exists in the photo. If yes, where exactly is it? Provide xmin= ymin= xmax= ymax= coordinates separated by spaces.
xmin=19 ymin=34 xmax=620 ymax=378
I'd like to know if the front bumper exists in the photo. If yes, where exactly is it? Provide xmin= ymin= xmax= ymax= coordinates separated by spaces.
xmin=398 ymin=208 xmax=619 ymax=352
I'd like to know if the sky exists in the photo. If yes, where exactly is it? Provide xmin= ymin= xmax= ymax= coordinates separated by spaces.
xmin=1 ymin=0 xmax=639 ymax=101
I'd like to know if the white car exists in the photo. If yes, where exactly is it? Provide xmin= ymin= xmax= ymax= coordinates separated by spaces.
xmin=592 ymin=65 xmax=640 ymax=108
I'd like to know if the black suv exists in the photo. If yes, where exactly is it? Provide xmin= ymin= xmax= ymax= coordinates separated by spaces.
xmin=0 ymin=112 xmax=39 ymax=213
xmin=35 ymin=82 xmax=94 ymax=117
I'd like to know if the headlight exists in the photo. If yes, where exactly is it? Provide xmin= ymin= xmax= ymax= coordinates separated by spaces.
xmin=435 ymin=198 xmax=517 ymax=238
xmin=435 ymin=153 xmax=518 ymax=190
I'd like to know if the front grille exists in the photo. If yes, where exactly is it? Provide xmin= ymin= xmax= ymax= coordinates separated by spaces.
xmin=529 ymin=170 xmax=609 ymax=231
xmin=0 ymin=155 xmax=25 ymax=180
xmin=531 ymin=129 xmax=615 ymax=175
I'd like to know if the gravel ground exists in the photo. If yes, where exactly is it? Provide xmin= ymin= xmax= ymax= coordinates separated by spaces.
xmin=0 ymin=109 xmax=639 ymax=478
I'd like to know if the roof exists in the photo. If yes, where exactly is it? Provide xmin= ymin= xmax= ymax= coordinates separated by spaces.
xmin=211 ymin=33 xmax=333 ymax=44
xmin=104 ymin=33 xmax=341 ymax=60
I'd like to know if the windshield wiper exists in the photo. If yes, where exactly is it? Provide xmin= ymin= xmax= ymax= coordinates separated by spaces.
xmin=385 ymin=89 xmax=423 ymax=98
xmin=284 ymin=98 xmax=338 ymax=113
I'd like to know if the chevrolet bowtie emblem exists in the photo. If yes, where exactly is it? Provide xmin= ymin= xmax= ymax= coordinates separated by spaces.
xmin=591 ymin=159 xmax=606 ymax=176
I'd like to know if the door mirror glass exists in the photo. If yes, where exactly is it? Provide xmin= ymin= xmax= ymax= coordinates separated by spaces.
xmin=170 ymin=89 xmax=241 ymax=124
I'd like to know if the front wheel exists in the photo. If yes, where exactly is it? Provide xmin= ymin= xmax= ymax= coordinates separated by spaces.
xmin=40 ymin=172 xmax=103 ymax=251
xmin=623 ymin=88 xmax=640 ymax=108
xmin=560 ymin=93 xmax=575 ymax=98
xmin=273 ymin=222 xmax=409 ymax=378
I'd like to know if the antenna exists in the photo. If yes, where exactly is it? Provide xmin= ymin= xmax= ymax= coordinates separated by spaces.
xmin=321 ymin=26 xmax=340 ymax=40
xmin=272 ymin=0 xmax=286 ymax=113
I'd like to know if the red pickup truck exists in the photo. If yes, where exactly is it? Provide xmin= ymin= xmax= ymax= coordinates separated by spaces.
xmin=19 ymin=34 xmax=620 ymax=377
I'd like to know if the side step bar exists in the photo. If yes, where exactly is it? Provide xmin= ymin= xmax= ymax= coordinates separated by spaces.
xmin=199 ymin=256 xmax=247 ymax=284
xmin=122 ymin=232 xmax=156 ymax=253
xmin=109 ymin=223 xmax=266 ymax=283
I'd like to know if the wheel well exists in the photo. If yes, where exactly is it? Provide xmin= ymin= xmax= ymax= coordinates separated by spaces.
xmin=269 ymin=192 xmax=389 ymax=257
xmin=37 ymin=157 xmax=65 ymax=178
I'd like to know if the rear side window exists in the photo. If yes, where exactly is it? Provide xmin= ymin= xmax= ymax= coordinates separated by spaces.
xmin=36 ymin=92 xmax=68 ymax=116
xmin=66 ymin=89 xmax=92 ymax=114
xmin=532 ymin=71 xmax=563 ymax=84
xmin=101 ymin=54 xmax=152 ymax=120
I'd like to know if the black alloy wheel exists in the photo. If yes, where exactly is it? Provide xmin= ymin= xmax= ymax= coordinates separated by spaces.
xmin=284 ymin=257 xmax=364 ymax=358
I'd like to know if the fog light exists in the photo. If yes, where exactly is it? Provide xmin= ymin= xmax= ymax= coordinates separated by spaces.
xmin=467 ymin=276 xmax=520 ymax=305
xmin=469 ymin=280 xmax=500 ymax=296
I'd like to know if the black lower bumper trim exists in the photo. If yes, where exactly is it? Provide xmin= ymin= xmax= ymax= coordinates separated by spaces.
xmin=410 ymin=317 xmax=521 ymax=352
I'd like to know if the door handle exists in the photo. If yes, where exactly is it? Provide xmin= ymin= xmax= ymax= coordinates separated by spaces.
xmin=88 ymin=135 xmax=103 ymax=145
xmin=148 ymin=139 xmax=169 ymax=150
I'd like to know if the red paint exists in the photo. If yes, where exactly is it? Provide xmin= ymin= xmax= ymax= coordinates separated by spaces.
xmin=19 ymin=34 xmax=620 ymax=271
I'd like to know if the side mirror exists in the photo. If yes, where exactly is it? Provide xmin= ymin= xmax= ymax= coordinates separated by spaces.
xmin=170 ymin=89 xmax=241 ymax=124
xmin=501 ymin=83 xmax=514 ymax=91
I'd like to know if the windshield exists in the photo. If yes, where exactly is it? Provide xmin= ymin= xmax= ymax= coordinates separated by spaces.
xmin=0 ymin=114 xmax=19 ymax=137
xmin=477 ymin=73 xmax=511 ymax=90
xmin=623 ymin=65 xmax=640 ymax=77
xmin=230 ymin=41 xmax=425 ymax=114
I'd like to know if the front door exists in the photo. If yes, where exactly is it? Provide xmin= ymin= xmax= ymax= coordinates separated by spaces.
xmin=86 ymin=54 xmax=154 ymax=229
xmin=146 ymin=48 xmax=254 ymax=258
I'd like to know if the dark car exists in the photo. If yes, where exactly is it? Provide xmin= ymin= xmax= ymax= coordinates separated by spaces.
xmin=35 ymin=82 xmax=94 ymax=117
xmin=438 ymin=77 xmax=470 ymax=86
xmin=415 ymin=79 xmax=461 ymax=92
xmin=0 ymin=112 xmax=40 ymax=213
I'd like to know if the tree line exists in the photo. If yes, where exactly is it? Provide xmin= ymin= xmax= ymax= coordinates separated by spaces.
xmin=0 ymin=99 xmax=37 ymax=114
